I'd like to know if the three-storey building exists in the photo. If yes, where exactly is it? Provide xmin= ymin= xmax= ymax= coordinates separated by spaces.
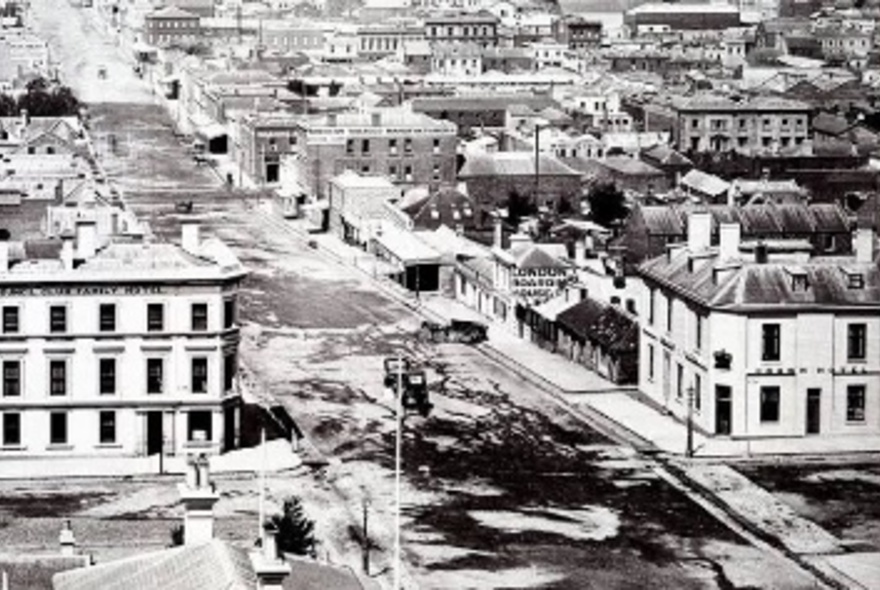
xmin=0 ymin=221 xmax=247 ymax=458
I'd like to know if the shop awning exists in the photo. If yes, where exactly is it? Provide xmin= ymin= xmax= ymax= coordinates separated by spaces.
xmin=373 ymin=227 xmax=440 ymax=266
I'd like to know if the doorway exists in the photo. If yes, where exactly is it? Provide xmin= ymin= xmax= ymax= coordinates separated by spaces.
xmin=715 ymin=386 xmax=732 ymax=436
xmin=146 ymin=411 xmax=163 ymax=455
xmin=662 ymin=351 xmax=671 ymax=407
xmin=265 ymin=162 xmax=279 ymax=183
xmin=223 ymin=405 xmax=237 ymax=452
xmin=806 ymin=388 xmax=821 ymax=435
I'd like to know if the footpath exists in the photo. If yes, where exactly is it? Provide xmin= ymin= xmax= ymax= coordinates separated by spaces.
xmin=286 ymin=217 xmax=880 ymax=590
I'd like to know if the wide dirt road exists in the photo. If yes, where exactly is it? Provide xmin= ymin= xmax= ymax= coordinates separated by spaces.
xmin=30 ymin=0 xmax=154 ymax=104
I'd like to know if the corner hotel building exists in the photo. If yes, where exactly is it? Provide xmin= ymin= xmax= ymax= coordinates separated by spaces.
xmin=0 ymin=220 xmax=247 ymax=457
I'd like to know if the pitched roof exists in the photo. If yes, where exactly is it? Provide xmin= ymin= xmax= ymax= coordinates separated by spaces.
xmin=0 ymin=553 xmax=88 ymax=590
xmin=680 ymin=169 xmax=731 ymax=197
xmin=639 ymin=251 xmax=880 ymax=311
xmin=513 ymin=244 xmax=571 ymax=269
xmin=459 ymin=152 xmax=581 ymax=178
xmin=556 ymin=297 xmax=639 ymax=352
xmin=147 ymin=5 xmax=200 ymax=19
xmin=635 ymin=203 xmax=850 ymax=236
xmin=641 ymin=144 xmax=693 ymax=167
xmin=812 ymin=112 xmax=853 ymax=136
xmin=53 ymin=541 xmax=256 ymax=590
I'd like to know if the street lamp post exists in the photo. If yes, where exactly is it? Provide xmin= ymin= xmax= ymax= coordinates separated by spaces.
xmin=393 ymin=358 xmax=404 ymax=590
xmin=686 ymin=385 xmax=695 ymax=458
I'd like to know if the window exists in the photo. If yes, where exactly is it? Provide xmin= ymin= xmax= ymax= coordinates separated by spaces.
xmin=191 ymin=357 xmax=208 ymax=393
xmin=146 ymin=358 xmax=163 ymax=394
xmin=433 ymin=138 xmax=440 ymax=154
xmin=404 ymin=165 xmax=413 ymax=181
xmin=666 ymin=297 xmax=673 ymax=333
xmin=432 ymin=163 xmax=441 ymax=181
xmin=2 ymin=306 xmax=18 ymax=334
xmin=49 ymin=360 xmax=66 ymax=396
xmin=761 ymin=324 xmax=780 ymax=361
xmin=188 ymin=410 xmax=213 ymax=442
xmin=791 ymin=272 xmax=809 ymax=292
xmin=191 ymin=303 xmax=208 ymax=331
xmin=648 ymin=288 xmax=655 ymax=325
xmin=404 ymin=138 xmax=413 ymax=153
xmin=147 ymin=303 xmax=164 ymax=332
xmin=99 ymin=303 xmax=116 ymax=332
xmin=49 ymin=305 xmax=67 ymax=333
xmin=694 ymin=373 xmax=702 ymax=411
xmin=389 ymin=138 xmax=397 ymax=154
xmin=346 ymin=139 xmax=354 ymax=155
xmin=99 ymin=411 xmax=116 ymax=444
xmin=3 ymin=413 xmax=20 ymax=446
xmin=50 ymin=412 xmax=67 ymax=445
xmin=848 ymin=324 xmax=867 ymax=361
xmin=223 ymin=297 xmax=236 ymax=329
xmin=760 ymin=386 xmax=780 ymax=422
xmin=361 ymin=139 xmax=370 ymax=154
xmin=648 ymin=344 xmax=655 ymax=381
xmin=847 ymin=385 xmax=866 ymax=422
xmin=695 ymin=312 xmax=703 ymax=351
xmin=224 ymin=353 xmax=236 ymax=392
xmin=2 ymin=360 xmax=20 ymax=397
xmin=676 ymin=363 xmax=683 ymax=400
xmin=99 ymin=358 xmax=116 ymax=395
xmin=847 ymin=272 xmax=864 ymax=289
xmin=389 ymin=164 xmax=398 ymax=178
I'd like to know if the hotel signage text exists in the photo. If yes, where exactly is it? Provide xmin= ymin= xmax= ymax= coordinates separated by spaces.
xmin=0 ymin=285 xmax=166 ymax=297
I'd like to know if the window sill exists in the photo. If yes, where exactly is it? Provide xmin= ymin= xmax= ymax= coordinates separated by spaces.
xmin=0 ymin=445 xmax=25 ymax=451
xmin=94 ymin=443 xmax=123 ymax=449
xmin=847 ymin=358 xmax=867 ymax=364
xmin=845 ymin=419 xmax=866 ymax=425
xmin=46 ymin=444 xmax=74 ymax=451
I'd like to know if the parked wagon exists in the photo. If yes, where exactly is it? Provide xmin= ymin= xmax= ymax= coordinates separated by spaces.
xmin=419 ymin=319 xmax=488 ymax=344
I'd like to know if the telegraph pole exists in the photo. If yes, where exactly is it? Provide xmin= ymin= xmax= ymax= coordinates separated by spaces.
xmin=686 ymin=385 xmax=695 ymax=458
xmin=393 ymin=358 xmax=404 ymax=590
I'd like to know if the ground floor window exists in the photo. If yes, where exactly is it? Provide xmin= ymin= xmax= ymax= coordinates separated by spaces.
xmin=847 ymin=385 xmax=866 ymax=422
xmin=99 ymin=411 xmax=116 ymax=444
xmin=760 ymin=386 xmax=780 ymax=422
xmin=50 ymin=412 xmax=67 ymax=445
xmin=3 ymin=412 xmax=20 ymax=446
xmin=188 ymin=411 xmax=213 ymax=442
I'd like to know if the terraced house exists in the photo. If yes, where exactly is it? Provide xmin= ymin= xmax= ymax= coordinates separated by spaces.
xmin=0 ymin=221 xmax=247 ymax=458
xmin=639 ymin=212 xmax=880 ymax=440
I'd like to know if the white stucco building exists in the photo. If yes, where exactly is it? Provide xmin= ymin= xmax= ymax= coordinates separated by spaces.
xmin=0 ymin=221 xmax=248 ymax=458
xmin=638 ymin=212 xmax=880 ymax=441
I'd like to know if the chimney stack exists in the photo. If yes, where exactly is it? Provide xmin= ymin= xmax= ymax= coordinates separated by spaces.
xmin=855 ymin=226 xmax=876 ymax=263
xmin=718 ymin=222 xmax=741 ymax=261
xmin=250 ymin=523 xmax=292 ymax=590
xmin=182 ymin=221 xmax=200 ymax=254
xmin=178 ymin=453 xmax=220 ymax=546
xmin=61 ymin=234 xmax=74 ymax=270
xmin=687 ymin=211 xmax=712 ymax=253
xmin=75 ymin=219 xmax=97 ymax=260
xmin=574 ymin=239 xmax=585 ymax=266
xmin=0 ymin=242 xmax=8 ymax=273
xmin=493 ymin=214 xmax=502 ymax=249
xmin=59 ymin=520 xmax=77 ymax=557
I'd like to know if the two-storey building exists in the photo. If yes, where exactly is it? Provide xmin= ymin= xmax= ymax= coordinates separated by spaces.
xmin=424 ymin=12 xmax=500 ymax=47
xmin=638 ymin=212 xmax=880 ymax=440
xmin=144 ymin=6 xmax=201 ymax=47
xmin=672 ymin=95 xmax=813 ymax=155
xmin=0 ymin=221 xmax=248 ymax=458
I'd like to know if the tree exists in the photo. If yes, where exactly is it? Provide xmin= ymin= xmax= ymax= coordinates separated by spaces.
xmin=586 ymin=182 xmax=628 ymax=228
xmin=269 ymin=496 xmax=316 ymax=557
xmin=16 ymin=77 xmax=80 ymax=117
xmin=0 ymin=94 xmax=15 ymax=117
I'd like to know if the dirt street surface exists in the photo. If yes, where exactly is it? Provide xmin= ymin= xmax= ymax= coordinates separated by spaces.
xmin=21 ymin=2 xmax=844 ymax=588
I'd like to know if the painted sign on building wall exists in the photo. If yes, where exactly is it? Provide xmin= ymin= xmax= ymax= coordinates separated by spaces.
xmin=511 ymin=267 xmax=575 ymax=301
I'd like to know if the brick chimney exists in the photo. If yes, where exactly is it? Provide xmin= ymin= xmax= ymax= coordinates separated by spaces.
xmin=854 ymin=226 xmax=876 ymax=263
xmin=61 ymin=233 xmax=74 ymax=270
xmin=250 ymin=523 xmax=291 ymax=590
xmin=177 ymin=453 xmax=220 ymax=546
xmin=181 ymin=220 xmax=200 ymax=255
xmin=718 ymin=222 xmax=741 ymax=261
xmin=58 ymin=520 xmax=77 ymax=557
xmin=75 ymin=219 xmax=97 ymax=260
xmin=687 ymin=211 xmax=711 ymax=253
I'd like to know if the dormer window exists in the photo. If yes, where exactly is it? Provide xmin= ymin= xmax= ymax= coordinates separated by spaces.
xmin=848 ymin=273 xmax=865 ymax=289
xmin=792 ymin=273 xmax=809 ymax=292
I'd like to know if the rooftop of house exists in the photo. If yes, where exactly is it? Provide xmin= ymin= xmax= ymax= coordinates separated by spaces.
xmin=0 ymin=553 xmax=90 ymax=590
xmin=671 ymin=94 xmax=812 ymax=113
xmin=680 ymin=168 xmax=731 ymax=197
xmin=556 ymin=296 xmax=639 ymax=353
xmin=305 ymin=108 xmax=458 ymax=132
xmin=627 ymin=1 xmax=741 ymax=15
xmin=411 ymin=94 xmax=559 ymax=113
xmin=459 ymin=152 xmax=582 ymax=178
xmin=600 ymin=156 xmax=665 ymax=177
xmin=634 ymin=203 xmax=851 ymax=236
xmin=146 ymin=5 xmax=200 ymax=19
xmin=639 ymin=245 xmax=880 ymax=311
